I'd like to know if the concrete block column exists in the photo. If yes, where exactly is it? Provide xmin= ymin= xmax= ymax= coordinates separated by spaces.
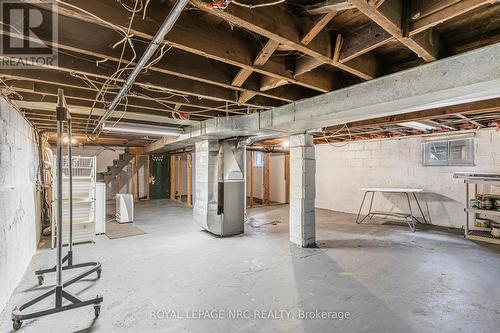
xmin=193 ymin=140 xmax=220 ymax=233
xmin=289 ymin=134 xmax=316 ymax=247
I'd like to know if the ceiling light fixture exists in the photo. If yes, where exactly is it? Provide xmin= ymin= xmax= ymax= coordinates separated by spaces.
xmin=101 ymin=122 xmax=183 ymax=137
xmin=62 ymin=136 xmax=78 ymax=145
xmin=398 ymin=121 xmax=436 ymax=131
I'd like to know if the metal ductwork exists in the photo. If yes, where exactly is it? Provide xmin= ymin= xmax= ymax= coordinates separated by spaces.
xmin=194 ymin=139 xmax=245 ymax=236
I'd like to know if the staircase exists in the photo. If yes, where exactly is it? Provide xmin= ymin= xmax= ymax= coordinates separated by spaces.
xmin=97 ymin=150 xmax=134 ymax=184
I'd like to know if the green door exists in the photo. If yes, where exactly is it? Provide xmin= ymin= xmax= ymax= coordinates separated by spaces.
xmin=149 ymin=154 xmax=170 ymax=199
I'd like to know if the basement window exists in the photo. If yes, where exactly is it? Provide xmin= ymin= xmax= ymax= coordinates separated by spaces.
xmin=253 ymin=151 xmax=264 ymax=167
xmin=423 ymin=138 xmax=474 ymax=166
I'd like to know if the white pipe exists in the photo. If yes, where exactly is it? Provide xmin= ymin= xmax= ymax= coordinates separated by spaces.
xmin=95 ymin=0 xmax=189 ymax=132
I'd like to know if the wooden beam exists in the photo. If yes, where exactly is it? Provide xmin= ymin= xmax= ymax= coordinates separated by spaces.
xmin=263 ymin=152 xmax=270 ymax=205
xmin=301 ymin=11 xmax=337 ymax=45
xmin=304 ymin=1 xmax=355 ymax=15
xmin=338 ymin=22 xmax=393 ymax=63
xmin=350 ymin=0 xmax=442 ymax=61
xmin=6 ymin=80 xmax=211 ymax=116
xmin=0 ymin=11 xmax=298 ymax=105
xmin=231 ymin=39 xmax=280 ymax=88
xmin=187 ymin=153 xmax=192 ymax=207
xmin=146 ymin=156 xmax=150 ymax=200
xmin=190 ymin=0 xmax=376 ymax=81
xmin=456 ymin=114 xmax=485 ymax=128
xmin=322 ymin=98 xmax=500 ymax=132
xmin=170 ymin=156 xmax=175 ymax=200
xmin=260 ymin=76 xmax=288 ymax=92
xmin=295 ymin=56 xmax=324 ymax=77
xmin=337 ymin=0 xmax=492 ymax=63
xmin=0 ymin=51 xmax=261 ymax=107
xmin=284 ymin=153 xmax=290 ymax=204
xmin=232 ymin=69 xmax=253 ymax=87
xmin=237 ymin=91 xmax=257 ymax=105
xmin=14 ymin=99 xmax=194 ymax=126
xmin=409 ymin=0 xmax=499 ymax=35
xmin=0 ymin=70 xmax=247 ymax=113
xmin=177 ymin=155 xmax=182 ymax=203
xmin=51 ymin=0 xmax=337 ymax=94
xmin=131 ymin=156 xmax=137 ymax=200
xmin=249 ymin=151 xmax=254 ymax=208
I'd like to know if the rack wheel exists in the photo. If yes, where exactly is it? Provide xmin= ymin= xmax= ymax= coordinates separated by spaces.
xmin=37 ymin=275 xmax=44 ymax=286
xmin=94 ymin=305 xmax=101 ymax=318
xmin=96 ymin=268 xmax=102 ymax=279
xmin=13 ymin=320 xmax=22 ymax=330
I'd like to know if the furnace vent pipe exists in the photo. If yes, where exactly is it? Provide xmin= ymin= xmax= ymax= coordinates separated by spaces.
xmin=94 ymin=0 xmax=189 ymax=132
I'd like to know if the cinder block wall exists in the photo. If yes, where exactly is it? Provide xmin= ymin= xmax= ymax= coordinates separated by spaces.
xmin=315 ymin=128 xmax=500 ymax=228
xmin=0 ymin=98 xmax=41 ymax=311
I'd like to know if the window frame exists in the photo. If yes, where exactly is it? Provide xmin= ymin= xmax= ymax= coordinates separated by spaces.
xmin=422 ymin=138 xmax=474 ymax=167
xmin=253 ymin=151 xmax=264 ymax=167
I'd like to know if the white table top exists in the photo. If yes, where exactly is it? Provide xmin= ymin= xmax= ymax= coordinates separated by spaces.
xmin=360 ymin=188 xmax=424 ymax=193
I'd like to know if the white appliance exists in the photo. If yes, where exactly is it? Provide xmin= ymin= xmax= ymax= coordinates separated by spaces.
xmin=95 ymin=182 xmax=106 ymax=234
xmin=116 ymin=194 xmax=134 ymax=223
xmin=52 ymin=156 xmax=96 ymax=248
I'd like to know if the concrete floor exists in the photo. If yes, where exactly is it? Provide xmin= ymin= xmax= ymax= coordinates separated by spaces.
xmin=1 ymin=200 xmax=499 ymax=332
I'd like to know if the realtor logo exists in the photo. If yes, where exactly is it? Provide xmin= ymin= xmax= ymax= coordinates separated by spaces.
xmin=0 ymin=0 xmax=58 ymax=68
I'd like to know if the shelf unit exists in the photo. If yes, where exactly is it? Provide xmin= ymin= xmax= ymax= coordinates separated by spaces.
xmin=51 ymin=156 xmax=96 ymax=248
xmin=455 ymin=173 xmax=500 ymax=245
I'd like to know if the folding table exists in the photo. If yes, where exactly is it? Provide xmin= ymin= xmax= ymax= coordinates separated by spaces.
xmin=356 ymin=188 xmax=428 ymax=232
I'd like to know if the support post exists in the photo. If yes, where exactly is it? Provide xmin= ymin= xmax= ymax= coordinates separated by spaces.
xmin=187 ymin=153 xmax=192 ymax=207
xmin=131 ymin=156 xmax=137 ymax=200
xmin=264 ymin=152 xmax=270 ymax=205
xmin=285 ymin=153 xmax=290 ymax=203
xmin=177 ymin=155 xmax=182 ymax=203
xmin=289 ymin=134 xmax=316 ymax=247
xmin=249 ymin=151 xmax=254 ymax=208
xmin=170 ymin=155 xmax=175 ymax=200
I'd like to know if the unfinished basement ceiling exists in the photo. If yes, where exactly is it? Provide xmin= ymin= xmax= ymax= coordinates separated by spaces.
xmin=0 ymin=0 xmax=499 ymax=146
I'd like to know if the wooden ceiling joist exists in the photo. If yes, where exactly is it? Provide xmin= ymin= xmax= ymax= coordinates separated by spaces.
xmin=349 ymin=0 xmax=442 ymax=61
xmin=48 ymin=0 xmax=336 ymax=94
xmin=409 ymin=0 xmax=499 ymax=35
xmin=0 ymin=70 xmax=255 ymax=113
xmin=303 ymin=1 xmax=356 ymax=16
xmin=323 ymin=97 xmax=500 ymax=132
xmin=0 ymin=10 xmax=303 ymax=105
xmin=0 ymin=51 xmax=281 ymax=111
xmin=233 ymin=39 xmax=281 ymax=104
xmin=335 ymin=0 xmax=496 ymax=64
xmin=190 ymin=0 xmax=377 ymax=81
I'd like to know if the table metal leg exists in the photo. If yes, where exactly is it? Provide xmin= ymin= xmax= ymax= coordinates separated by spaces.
xmin=405 ymin=193 xmax=417 ymax=232
xmin=412 ymin=192 xmax=428 ymax=224
xmin=368 ymin=192 xmax=375 ymax=220
xmin=356 ymin=191 xmax=368 ymax=224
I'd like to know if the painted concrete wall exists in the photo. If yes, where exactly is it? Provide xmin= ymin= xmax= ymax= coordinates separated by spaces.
xmin=315 ymin=128 xmax=500 ymax=228
xmin=174 ymin=157 xmax=188 ymax=196
xmin=246 ymin=152 xmax=263 ymax=200
xmin=0 ymin=98 xmax=41 ymax=312
xmin=245 ymin=152 xmax=287 ymax=204
xmin=270 ymin=154 xmax=287 ymax=204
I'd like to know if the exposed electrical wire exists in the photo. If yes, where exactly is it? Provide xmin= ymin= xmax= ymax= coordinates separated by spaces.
xmin=231 ymin=0 xmax=286 ymax=9
xmin=321 ymin=123 xmax=352 ymax=147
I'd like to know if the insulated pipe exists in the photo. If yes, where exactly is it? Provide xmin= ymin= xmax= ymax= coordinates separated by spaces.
xmin=94 ymin=0 xmax=190 ymax=132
